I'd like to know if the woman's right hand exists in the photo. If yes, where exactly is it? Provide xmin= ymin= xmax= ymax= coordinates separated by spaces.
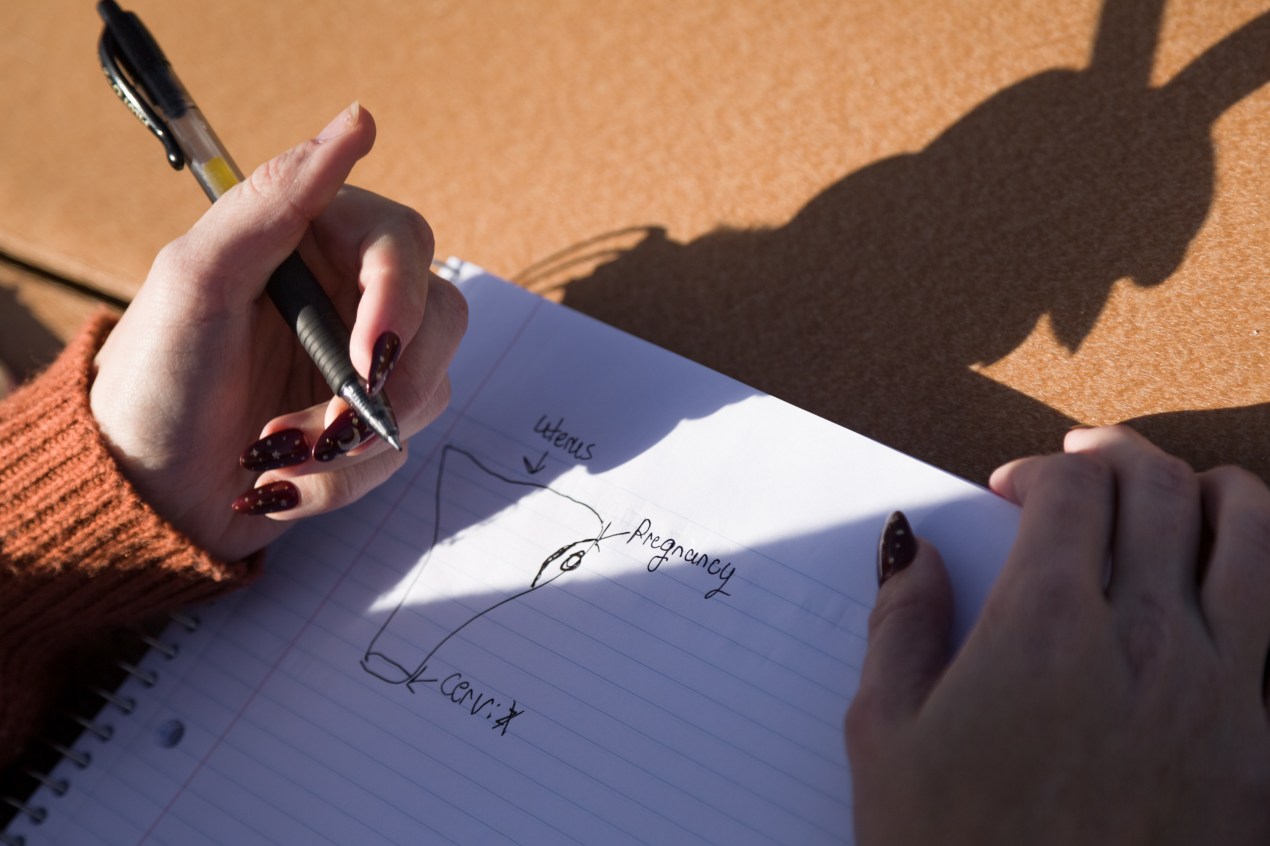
xmin=90 ymin=103 xmax=468 ymax=563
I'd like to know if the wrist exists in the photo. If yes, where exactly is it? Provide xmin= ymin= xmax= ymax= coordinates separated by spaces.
xmin=0 ymin=313 xmax=255 ymax=592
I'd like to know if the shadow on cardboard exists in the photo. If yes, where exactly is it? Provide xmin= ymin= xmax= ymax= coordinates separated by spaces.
xmin=545 ymin=0 xmax=1270 ymax=482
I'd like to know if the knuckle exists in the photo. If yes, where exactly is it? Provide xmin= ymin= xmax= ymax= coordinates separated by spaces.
xmin=368 ymin=203 xmax=435 ymax=270
xmin=1203 ymin=466 xmax=1270 ymax=556
xmin=318 ymin=463 xmax=361 ymax=507
xmin=1038 ymin=453 xmax=1114 ymax=518
xmin=150 ymin=237 xmax=196 ymax=282
xmin=1205 ymin=464 xmax=1251 ymax=485
xmin=1135 ymin=451 xmax=1198 ymax=501
xmin=1025 ymin=568 xmax=1091 ymax=618
xmin=1210 ymin=464 xmax=1268 ymax=498
xmin=844 ymin=686 xmax=883 ymax=754
xmin=844 ymin=697 xmax=869 ymax=743
xmin=1002 ymin=573 xmax=1099 ymax=666
xmin=866 ymin=582 xmax=925 ymax=641
xmin=1115 ymin=595 xmax=1176 ymax=682
xmin=395 ymin=207 xmax=435 ymax=255
xmin=149 ymin=236 xmax=230 ymax=312
xmin=1219 ymin=501 xmax=1270 ymax=562
xmin=1053 ymin=452 xmax=1114 ymax=490
xmin=244 ymin=146 xmax=313 ymax=222
xmin=244 ymin=153 xmax=285 ymax=200
xmin=427 ymin=276 xmax=470 ymax=341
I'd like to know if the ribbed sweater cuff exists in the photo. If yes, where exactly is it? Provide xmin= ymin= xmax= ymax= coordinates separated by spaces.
xmin=0 ymin=315 xmax=260 ymax=762
xmin=0 ymin=313 xmax=257 ymax=596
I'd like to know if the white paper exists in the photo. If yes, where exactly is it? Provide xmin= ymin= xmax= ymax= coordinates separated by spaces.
xmin=11 ymin=263 xmax=1017 ymax=845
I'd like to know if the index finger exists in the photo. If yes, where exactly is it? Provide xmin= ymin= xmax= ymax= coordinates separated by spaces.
xmin=988 ymin=451 xmax=1115 ymax=604
xmin=310 ymin=185 xmax=436 ymax=389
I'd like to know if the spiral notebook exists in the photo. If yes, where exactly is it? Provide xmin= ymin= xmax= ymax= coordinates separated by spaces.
xmin=5 ymin=261 xmax=1018 ymax=845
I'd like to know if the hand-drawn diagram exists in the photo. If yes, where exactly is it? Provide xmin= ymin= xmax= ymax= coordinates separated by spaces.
xmin=362 ymin=445 xmax=623 ymax=706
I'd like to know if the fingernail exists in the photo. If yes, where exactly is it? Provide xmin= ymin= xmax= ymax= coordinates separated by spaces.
xmin=239 ymin=429 xmax=311 ymax=472
xmin=316 ymin=101 xmax=360 ymax=143
xmin=232 ymin=481 xmax=300 ymax=515
xmin=367 ymin=331 xmax=401 ymax=396
xmin=313 ymin=408 xmax=376 ymax=462
xmin=877 ymin=511 xmax=917 ymax=587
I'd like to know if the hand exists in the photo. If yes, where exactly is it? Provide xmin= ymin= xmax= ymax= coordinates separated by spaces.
xmin=90 ymin=104 xmax=467 ymax=563
xmin=848 ymin=425 xmax=1270 ymax=844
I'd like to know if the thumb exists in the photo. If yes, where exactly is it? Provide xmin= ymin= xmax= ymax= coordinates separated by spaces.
xmin=167 ymin=102 xmax=377 ymax=307
xmin=852 ymin=512 xmax=953 ymax=728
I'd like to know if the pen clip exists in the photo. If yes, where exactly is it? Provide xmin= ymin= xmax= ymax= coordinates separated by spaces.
xmin=98 ymin=29 xmax=185 ymax=170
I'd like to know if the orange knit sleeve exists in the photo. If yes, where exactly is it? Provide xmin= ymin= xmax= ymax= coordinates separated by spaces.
xmin=0 ymin=314 xmax=261 ymax=768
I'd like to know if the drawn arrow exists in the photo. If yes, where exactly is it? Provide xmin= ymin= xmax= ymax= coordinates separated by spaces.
xmin=522 ymin=450 xmax=548 ymax=475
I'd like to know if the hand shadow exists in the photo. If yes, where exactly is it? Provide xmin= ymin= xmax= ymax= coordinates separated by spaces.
xmin=550 ymin=0 xmax=1270 ymax=483
xmin=0 ymin=282 xmax=68 ymax=386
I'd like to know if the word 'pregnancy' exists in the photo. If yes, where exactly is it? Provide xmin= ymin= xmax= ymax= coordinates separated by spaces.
xmin=627 ymin=517 xmax=737 ymax=599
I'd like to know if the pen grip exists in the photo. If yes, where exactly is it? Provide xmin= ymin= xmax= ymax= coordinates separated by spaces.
xmin=266 ymin=252 xmax=357 ymax=393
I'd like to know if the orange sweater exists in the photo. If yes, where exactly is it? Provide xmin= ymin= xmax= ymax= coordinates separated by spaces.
xmin=0 ymin=315 xmax=259 ymax=769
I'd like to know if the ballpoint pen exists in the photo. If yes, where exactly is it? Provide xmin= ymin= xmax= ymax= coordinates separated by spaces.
xmin=96 ymin=0 xmax=402 ymax=452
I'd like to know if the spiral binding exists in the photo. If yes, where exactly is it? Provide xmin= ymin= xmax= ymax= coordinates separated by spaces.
xmin=0 ymin=611 xmax=200 ymax=841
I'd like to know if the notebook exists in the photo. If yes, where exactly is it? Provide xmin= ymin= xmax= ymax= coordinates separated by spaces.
xmin=5 ymin=261 xmax=1018 ymax=845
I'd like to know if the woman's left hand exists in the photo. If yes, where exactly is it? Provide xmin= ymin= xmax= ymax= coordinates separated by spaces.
xmin=848 ymin=425 xmax=1270 ymax=845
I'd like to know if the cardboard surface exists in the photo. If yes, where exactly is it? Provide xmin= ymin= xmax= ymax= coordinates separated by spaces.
xmin=1 ymin=0 xmax=1267 ymax=482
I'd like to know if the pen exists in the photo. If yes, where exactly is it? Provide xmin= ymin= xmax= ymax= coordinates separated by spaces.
xmin=96 ymin=0 xmax=402 ymax=452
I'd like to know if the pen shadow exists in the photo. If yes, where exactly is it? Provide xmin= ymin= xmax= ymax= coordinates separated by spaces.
xmin=530 ymin=0 xmax=1270 ymax=483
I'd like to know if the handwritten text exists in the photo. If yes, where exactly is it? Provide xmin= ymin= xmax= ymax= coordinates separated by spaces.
xmin=627 ymin=517 xmax=736 ymax=599
xmin=406 ymin=666 xmax=525 ymax=736
xmin=533 ymin=415 xmax=596 ymax=462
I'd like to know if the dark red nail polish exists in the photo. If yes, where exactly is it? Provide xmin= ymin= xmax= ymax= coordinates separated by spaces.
xmin=367 ymin=331 xmax=401 ymax=396
xmin=239 ymin=429 xmax=310 ymax=472
xmin=313 ymin=409 xmax=376 ymax=462
xmin=877 ymin=511 xmax=917 ymax=587
xmin=231 ymin=481 xmax=300 ymax=515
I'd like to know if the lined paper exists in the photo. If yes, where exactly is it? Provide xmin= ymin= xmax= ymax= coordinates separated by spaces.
xmin=12 ymin=263 xmax=1018 ymax=845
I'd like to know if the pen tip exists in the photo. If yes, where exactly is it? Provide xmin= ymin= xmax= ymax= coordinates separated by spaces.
xmin=386 ymin=433 xmax=404 ymax=452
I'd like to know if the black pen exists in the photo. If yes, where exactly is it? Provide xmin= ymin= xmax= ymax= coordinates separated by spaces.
xmin=96 ymin=0 xmax=402 ymax=451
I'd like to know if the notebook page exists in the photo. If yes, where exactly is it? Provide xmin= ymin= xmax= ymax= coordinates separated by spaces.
xmin=13 ymin=264 xmax=1018 ymax=845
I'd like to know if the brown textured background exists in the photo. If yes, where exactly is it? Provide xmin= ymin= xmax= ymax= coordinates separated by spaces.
xmin=1 ymin=0 xmax=1266 ymax=483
